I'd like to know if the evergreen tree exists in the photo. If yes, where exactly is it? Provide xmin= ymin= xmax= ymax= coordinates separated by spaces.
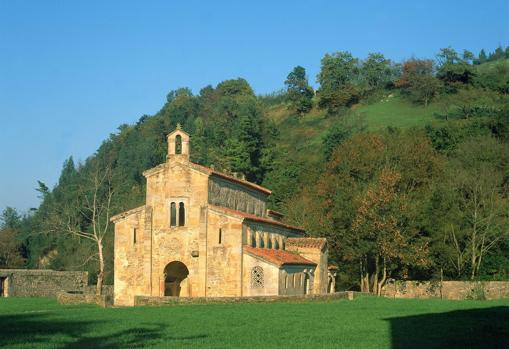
xmin=477 ymin=49 xmax=487 ymax=64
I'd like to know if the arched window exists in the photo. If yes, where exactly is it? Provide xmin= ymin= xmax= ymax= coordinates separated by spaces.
xmin=218 ymin=228 xmax=222 ymax=244
xmin=175 ymin=135 xmax=182 ymax=154
xmin=133 ymin=228 xmax=137 ymax=244
xmin=267 ymin=237 xmax=272 ymax=249
xmin=178 ymin=202 xmax=185 ymax=226
xmin=274 ymin=239 xmax=279 ymax=250
xmin=251 ymin=266 xmax=264 ymax=289
xmin=170 ymin=202 xmax=176 ymax=227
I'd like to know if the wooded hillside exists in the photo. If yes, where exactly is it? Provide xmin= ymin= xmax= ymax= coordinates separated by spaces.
xmin=2 ymin=45 xmax=509 ymax=292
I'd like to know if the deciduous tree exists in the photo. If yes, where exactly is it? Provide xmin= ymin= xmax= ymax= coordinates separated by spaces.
xmin=285 ymin=66 xmax=314 ymax=115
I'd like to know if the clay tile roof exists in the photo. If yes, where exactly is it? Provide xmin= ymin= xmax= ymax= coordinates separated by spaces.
xmin=243 ymin=246 xmax=316 ymax=267
xmin=286 ymin=237 xmax=327 ymax=250
xmin=267 ymin=209 xmax=284 ymax=218
xmin=190 ymin=162 xmax=272 ymax=195
xmin=209 ymin=205 xmax=305 ymax=233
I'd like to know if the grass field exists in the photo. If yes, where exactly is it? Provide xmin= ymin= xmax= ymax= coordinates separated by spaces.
xmin=1 ymin=297 xmax=508 ymax=349
xmin=266 ymin=94 xmax=445 ymax=168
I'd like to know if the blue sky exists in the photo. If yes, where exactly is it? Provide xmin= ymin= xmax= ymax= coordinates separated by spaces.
xmin=0 ymin=0 xmax=508 ymax=212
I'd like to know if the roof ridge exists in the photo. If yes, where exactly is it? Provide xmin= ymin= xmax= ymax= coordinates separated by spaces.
xmin=209 ymin=205 xmax=305 ymax=233
xmin=190 ymin=162 xmax=272 ymax=195
xmin=243 ymin=245 xmax=316 ymax=267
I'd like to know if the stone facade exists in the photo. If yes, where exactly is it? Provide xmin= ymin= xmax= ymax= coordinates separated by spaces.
xmin=381 ymin=280 xmax=509 ymax=300
xmin=112 ymin=125 xmax=337 ymax=306
xmin=0 ymin=269 xmax=88 ymax=298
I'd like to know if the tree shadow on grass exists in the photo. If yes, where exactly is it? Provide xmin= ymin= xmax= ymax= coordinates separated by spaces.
xmin=385 ymin=306 xmax=509 ymax=349
xmin=0 ymin=313 xmax=207 ymax=348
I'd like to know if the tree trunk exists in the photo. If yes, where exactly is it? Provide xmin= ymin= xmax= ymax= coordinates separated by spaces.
xmin=376 ymin=258 xmax=387 ymax=296
xmin=96 ymin=238 xmax=104 ymax=295
xmin=373 ymin=256 xmax=380 ymax=295
xmin=359 ymin=260 xmax=364 ymax=292
xmin=363 ymin=255 xmax=370 ymax=293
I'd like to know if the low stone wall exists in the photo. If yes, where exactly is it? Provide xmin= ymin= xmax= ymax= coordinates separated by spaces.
xmin=57 ymin=289 xmax=113 ymax=308
xmin=0 ymin=269 xmax=88 ymax=298
xmin=134 ymin=292 xmax=353 ymax=306
xmin=84 ymin=285 xmax=114 ymax=299
xmin=382 ymin=280 xmax=509 ymax=300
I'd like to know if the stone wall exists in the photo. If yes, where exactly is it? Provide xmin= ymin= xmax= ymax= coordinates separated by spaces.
xmin=0 ymin=269 xmax=88 ymax=298
xmin=134 ymin=291 xmax=352 ymax=306
xmin=208 ymin=176 xmax=267 ymax=217
xmin=57 ymin=286 xmax=113 ymax=307
xmin=382 ymin=280 xmax=509 ymax=300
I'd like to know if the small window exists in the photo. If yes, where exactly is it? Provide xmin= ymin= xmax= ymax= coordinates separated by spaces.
xmin=218 ymin=228 xmax=222 ymax=244
xmin=175 ymin=135 xmax=182 ymax=154
xmin=274 ymin=239 xmax=279 ymax=250
xmin=133 ymin=228 xmax=137 ymax=244
xmin=251 ymin=266 xmax=264 ymax=289
xmin=170 ymin=202 xmax=176 ymax=227
xmin=267 ymin=238 xmax=272 ymax=249
xmin=178 ymin=202 xmax=185 ymax=226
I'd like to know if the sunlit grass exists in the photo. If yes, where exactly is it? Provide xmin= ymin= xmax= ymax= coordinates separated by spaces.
xmin=1 ymin=297 xmax=508 ymax=348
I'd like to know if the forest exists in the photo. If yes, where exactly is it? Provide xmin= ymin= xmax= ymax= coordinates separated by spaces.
xmin=1 ymin=45 xmax=509 ymax=293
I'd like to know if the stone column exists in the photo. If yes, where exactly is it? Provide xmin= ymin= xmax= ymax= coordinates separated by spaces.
xmin=263 ymin=232 xmax=269 ymax=249
xmin=246 ymin=227 xmax=253 ymax=247
xmin=270 ymin=235 xmax=277 ymax=249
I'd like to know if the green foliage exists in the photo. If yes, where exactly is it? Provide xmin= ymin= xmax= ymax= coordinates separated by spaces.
xmin=6 ymin=45 xmax=509 ymax=289
xmin=284 ymin=66 xmax=314 ymax=115
xmin=396 ymin=59 xmax=441 ymax=106
xmin=216 ymin=78 xmax=254 ymax=96
xmin=436 ymin=47 xmax=476 ymax=90
xmin=317 ymin=51 xmax=360 ymax=114
xmin=0 ymin=207 xmax=25 ymax=268
xmin=474 ymin=59 xmax=509 ymax=94
xmin=1 ymin=207 xmax=21 ymax=230
xmin=359 ymin=52 xmax=396 ymax=93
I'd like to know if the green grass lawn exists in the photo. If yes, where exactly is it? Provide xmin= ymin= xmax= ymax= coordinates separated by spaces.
xmin=1 ymin=297 xmax=508 ymax=349
xmin=355 ymin=95 xmax=442 ymax=131
xmin=267 ymin=95 xmax=444 ymax=169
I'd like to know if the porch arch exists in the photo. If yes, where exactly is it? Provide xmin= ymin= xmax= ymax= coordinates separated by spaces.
xmin=163 ymin=261 xmax=189 ymax=297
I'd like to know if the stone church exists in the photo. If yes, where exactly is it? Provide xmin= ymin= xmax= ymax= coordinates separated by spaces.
xmin=111 ymin=125 xmax=337 ymax=306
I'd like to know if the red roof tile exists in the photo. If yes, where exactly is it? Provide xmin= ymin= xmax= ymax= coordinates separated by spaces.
xmin=190 ymin=162 xmax=272 ymax=195
xmin=286 ymin=237 xmax=327 ymax=250
xmin=243 ymin=246 xmax=316 ymax=267
xmin=267 ymin=209 xmax=285 ymax=217
xmin=209 ymin=205 xmax=305 ymax=233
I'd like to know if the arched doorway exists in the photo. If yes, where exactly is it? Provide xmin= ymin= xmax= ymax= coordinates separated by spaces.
xmin=164 ymin=261 xmax=189 ymax=297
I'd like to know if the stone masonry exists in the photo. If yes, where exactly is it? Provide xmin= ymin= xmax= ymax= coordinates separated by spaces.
xmin=111 ymin=125 xmax=337 ymax=306
xmin=0 ymin=269 xmax=88 ymax=298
